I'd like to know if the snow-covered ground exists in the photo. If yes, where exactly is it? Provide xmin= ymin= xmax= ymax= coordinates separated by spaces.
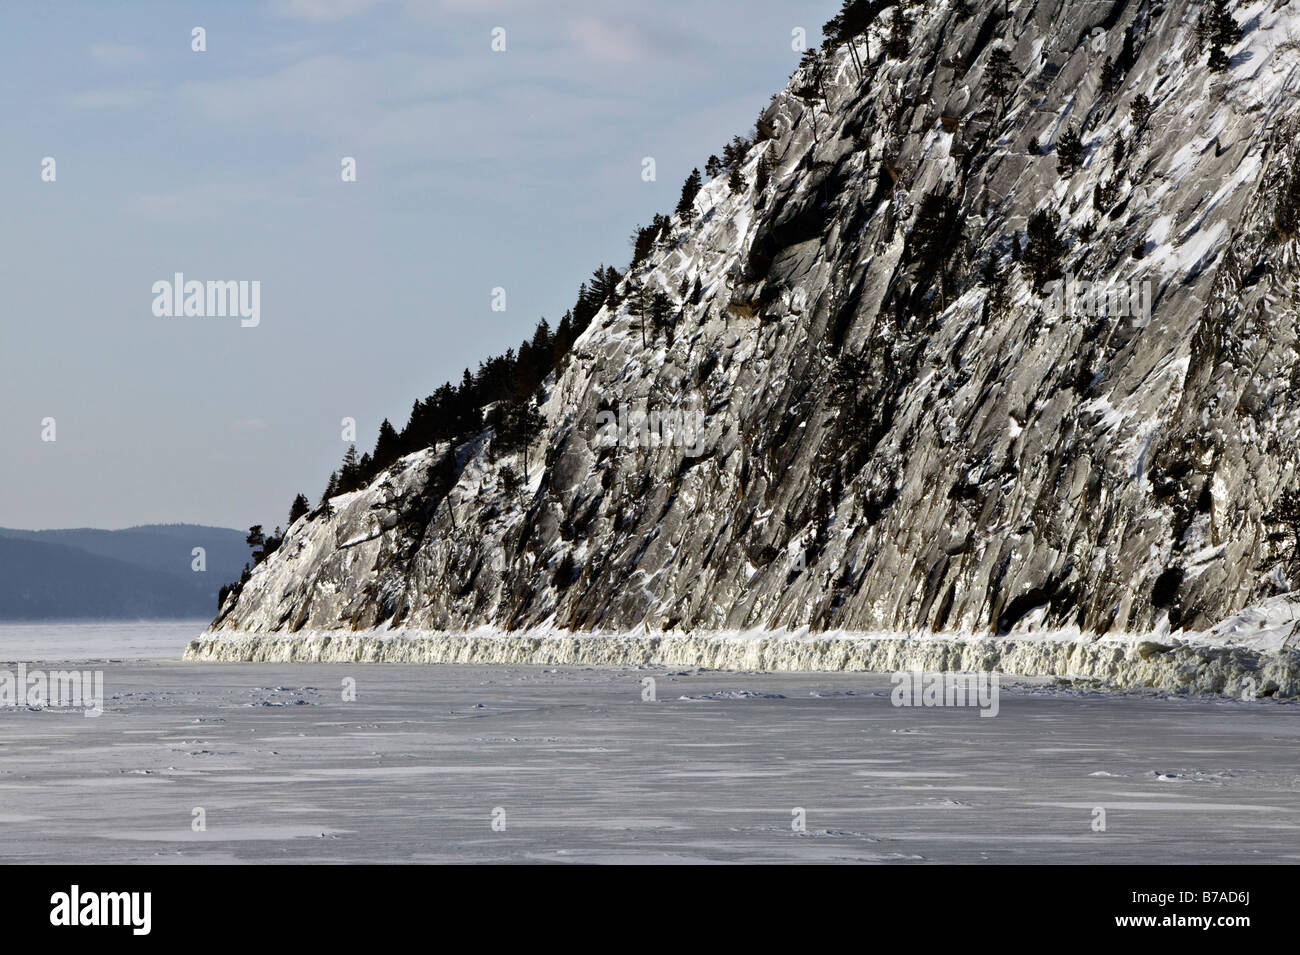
xmin=0 ymin=661 xmax=1295 ymax=864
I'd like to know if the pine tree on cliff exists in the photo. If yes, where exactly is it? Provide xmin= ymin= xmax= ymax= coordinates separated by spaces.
xmin=628 ymin=283 xmax=651 ymax=348
xmin=492 ymin=398 xmax=546 ymax=474
xmin=1130 ymin=93 xmax=1153 ymax=135
xmin=649 ymin=291 xmax=675 ymax=344
xmin=907 ymin=193 xmax=962 ymax=307
xmin=339 ymin=444 xmax=360 ymax=493
xmin=1204 ymin=0 xmax=1241 ymax=73
xmin=603 ymin=265 xmax=623 ymax=308
xmin=1022 ymin=210 xmax=1068 ymax=291
xmin=676 ymin=168 xmax=702 ymax=225
xmin=1056 ymin=125 xmax=1084 ymax=176
xmin=756 ymin=152 xmax=773 ymax=196
xmin=885 ymin=7 xmax=913 ymax=60
xmin=630 ymin=223 xmax=655 ymax=268
xmin=246 ymin=525 xmax=268 ymax=564
xmin=986 ymin=47 xmax=1019 ymax=109
xmin=1099 ymin=57 xmax=1117 ymax=94
xmin=728 ymin=165 xmax=745 ymax=194
xmin=722 ymin=134 xmax=752 ymax=169
xmin=320 ymin=471 xmax=338 ymax=505
xmin=288 ymin=493 xmax=310 ymax=525
xmin=372 ymin=418 xmax=401 ymax=472
xmin=822 ymin=0 xmax=876 ymax=43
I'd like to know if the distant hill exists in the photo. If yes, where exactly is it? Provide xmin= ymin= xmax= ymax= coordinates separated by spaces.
xmin=0 ymin=525 xmax=250 ymax=620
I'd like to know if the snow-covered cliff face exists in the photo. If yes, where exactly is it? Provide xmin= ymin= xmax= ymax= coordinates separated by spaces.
xmin=214 ymin=0 xmax=1300 ymax=643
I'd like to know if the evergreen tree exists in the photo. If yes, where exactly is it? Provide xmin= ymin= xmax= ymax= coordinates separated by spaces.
xmin=1022 ymin=209 xmax=1068 ymax=290
xmin=983 ymin=253 xmax=1011 ymax=320
xmin=586 ymin=265 xmax=613 ymax=306
xmin=906 ymin=193 xmax=961 ymax=304
xmin=491 ymin=398 xmax=546 ymax=473
xmin=755 ymin=153 xmax=773 ymax=196
xmin=339 ymin=444 xmax=360 ymax=493
xmin=1099 ymin=57 xmax=1116 ymax=93
xmin=705 ymin=154 xmax=723 ymax=178
xmin=630 ymin=221 xmax=663 ymax=268
xmin=1093 ymin=176 xmax=1121 ymax=211
xmin=553 ymin=311 xmax=575 ymax=363
xmin=649 ymin=291 xmax=675 ymax=344
xmin=722 ymin=135 xmax=752 ymax=169
xmin=629 ymin=284 xmax=651 ymax=348
xmin=1056 ymin=125 xmax=1084 ymax=176
xmin=796 ymin=49 xmax=828 ymax=103
xmin=727 ymin=165 xmax=745 ymax=194
xmin=1204 ymin=0 xmax=1241 ymax=72
xmin=320 ymin=471 xmax=339 ymax=505
xmin=515 ymin=401 xmax=545 ymax=474
xmin=603 ymin=265 xmax=623 ymax=308
xmin=822 ymin=0 xmax=878 ymax=44
xmin=246 ymin=524 xmax=276 ymax=565
xmin=676 ymin=168 xmax=703 ymax=224
xmin=885 ymin=7 xmax=913 ymax=59
xmin=986 ymin=47 xmax=1019 ymax=106
xmin=1130 ymin=93 xmax=1153 ymax=133
xmin=498 ymin=464 xmax=523 ymax=500
xmin=372 ymin=418 xmax=401 ymax=472
xmin=289 ymin=493 xmax=310 ymax=525
xmin=262 ymin=526 xmax=283 ymax=561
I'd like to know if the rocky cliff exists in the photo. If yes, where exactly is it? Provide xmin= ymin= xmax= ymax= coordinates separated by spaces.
xmin=197 ymin=0 xmax=1300 ymax=686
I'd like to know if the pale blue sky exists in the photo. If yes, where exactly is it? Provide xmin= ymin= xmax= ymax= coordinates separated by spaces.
xmin=0 ymin=0 xmax=836 ymax=530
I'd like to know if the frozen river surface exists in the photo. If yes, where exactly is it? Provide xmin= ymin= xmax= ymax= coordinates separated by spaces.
xmin=1 ymin=661 xmax=1298 ymax=864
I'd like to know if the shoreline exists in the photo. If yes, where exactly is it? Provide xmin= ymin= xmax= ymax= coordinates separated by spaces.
xmin=184 ymin=629 xmax=1300 ymax=699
